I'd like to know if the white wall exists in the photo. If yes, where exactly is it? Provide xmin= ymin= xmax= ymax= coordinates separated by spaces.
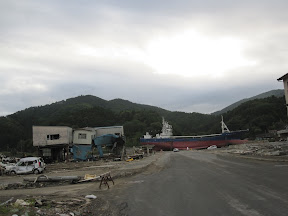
xmin=73 ymin=129 xmax=96 ymax=145
xmin=33 ymin=126 xmax=73 ymax=147
xmin=95 ymin=126 xmax=124 ymax=137
xmin=282 ymin=76 xmax=288 ymax=116
xmin=33 ymin=126 xmax=124 ymax=147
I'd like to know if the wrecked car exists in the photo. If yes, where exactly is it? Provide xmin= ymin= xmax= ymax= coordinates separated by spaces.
xmin=9 ymin=157 xmax=46 ymax=175
xmin=0 ymin=161 xmax=15 ymax=174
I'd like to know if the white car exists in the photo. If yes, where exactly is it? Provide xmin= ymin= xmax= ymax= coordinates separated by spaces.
xmin=207 ymin=145 xmax=217 ymax=150
xmin=9 ymin=157 xmax=46 ymax=175
xmin=173 ymin=148 xmax=179 ymax=152
xmin=0 ymin=162 xmax=15 ymax=174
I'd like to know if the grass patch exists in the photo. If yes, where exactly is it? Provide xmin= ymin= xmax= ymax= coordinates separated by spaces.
xmin=0 ymin=205 xmax=11 ymax=214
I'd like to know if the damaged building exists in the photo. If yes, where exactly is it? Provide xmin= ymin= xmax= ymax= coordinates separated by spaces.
xmin=33 ymin=125 xmax=125 ymax=162
xmin=72 ymin=126 xmax=125 ymax=161
xmin=72 ymin=127 xmax=96 ymax=161
xmin=32 ymin=126 xmax=73 ymax=162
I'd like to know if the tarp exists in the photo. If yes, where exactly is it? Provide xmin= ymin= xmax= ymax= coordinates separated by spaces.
xmin=72 ymin=144 xmax=93 ymax=161
xmin=93 ymin=134 xmax=119 ymax=146
xmin=93 ymin=134 xmax=120 ymax=157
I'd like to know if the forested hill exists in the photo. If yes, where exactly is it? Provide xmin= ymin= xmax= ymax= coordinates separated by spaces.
xmin=29 ymin=95 xmax=168 ymax=114
xmin=0 ymin=94 xmax=287 ymax=154
xmin=0 ymin=95 xmax=170 ymax=153
xmin=212 ymin=89 xmax=284 ymax=115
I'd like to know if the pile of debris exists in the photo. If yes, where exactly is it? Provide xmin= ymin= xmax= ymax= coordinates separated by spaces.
xmin=1 ymin=153 xmax=20 ymax=163
xmin=0 ymin=154 xmax=19 ymax=176
xmin=0 ymin=195 xmax=101 ymax=216
xmin=210 ymin=141 xmax=288 ymax=160
xmin=1 ymin=171 xmax=115 ymax=191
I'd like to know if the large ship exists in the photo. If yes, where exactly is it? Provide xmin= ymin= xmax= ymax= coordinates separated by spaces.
xmin=140 ymin=117 xmax=248 ymax=150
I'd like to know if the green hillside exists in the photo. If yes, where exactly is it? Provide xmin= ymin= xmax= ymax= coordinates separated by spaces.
xmin=0 ymin=93 xmax=287 ymax=153
xmin=212 ymin=89 xmax=284 ymax=115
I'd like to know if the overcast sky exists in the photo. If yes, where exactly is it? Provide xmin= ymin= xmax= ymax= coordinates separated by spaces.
xmin=0 ymin=0 xmax=287 ymax=116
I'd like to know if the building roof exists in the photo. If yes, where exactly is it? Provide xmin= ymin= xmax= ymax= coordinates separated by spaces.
xmin=94 ymin=126 xmax=123 ymax=129
xmin=277 ymin=73 xmax=288 ymax=81
xmin=33 ymin=125 xmax=72 ymax=129
xmin=74 ymin=127 xmax=95 ymax=132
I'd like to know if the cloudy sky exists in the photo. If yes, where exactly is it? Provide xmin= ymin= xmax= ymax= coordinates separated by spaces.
xmin=0 ymin=0 xmax=287 ymax=116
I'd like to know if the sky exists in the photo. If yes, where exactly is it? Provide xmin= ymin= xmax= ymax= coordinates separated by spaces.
xmin=0 ymin=0 xmax=287 ymax=116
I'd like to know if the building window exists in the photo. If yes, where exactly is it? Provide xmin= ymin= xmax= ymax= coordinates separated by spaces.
xmin=78 ymin=133 xmax=87 ymax=139
xmin=47 ymin=134 xmax=60 ymax=140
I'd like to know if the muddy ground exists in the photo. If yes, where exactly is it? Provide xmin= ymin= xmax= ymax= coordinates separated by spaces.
xmin=1 ymin=141 xmax=288 ymax=216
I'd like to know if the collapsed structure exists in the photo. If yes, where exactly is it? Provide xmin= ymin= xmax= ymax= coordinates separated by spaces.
xmin=33 ymin=125 xmax=125 ymax=162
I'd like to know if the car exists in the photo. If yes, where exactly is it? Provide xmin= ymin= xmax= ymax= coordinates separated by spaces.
xmin=0 ymin=162 xmax=15 ymax=174
xmin=207 ymin=145 xmax=217 ymax=150
xmin=173 ymin=148 xmax=179 ymax=152
xmin=9 ymin=157 xmax=46 ymax=175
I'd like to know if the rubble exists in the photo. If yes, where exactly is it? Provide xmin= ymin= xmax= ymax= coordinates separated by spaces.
xmin=206 ymin=141 xmax=288 ymax=161
xmin=0 ymin=197 xmax=14 ymax=206
xmin=14 ymin=199 xmax=30 ymax=206
xmin=0 ymin=149 xmax=154 ymax=192
xmin=23 ymin=175 xmax=81 ymax=183
xmin=0 ymin=150 xmax=164 ymax=215
xmin=0 ymin=196 xmax=100 ymax=216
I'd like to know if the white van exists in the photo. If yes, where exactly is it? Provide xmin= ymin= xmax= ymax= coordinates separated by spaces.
xmin=9 ymin=157 xmax=46 ymax=175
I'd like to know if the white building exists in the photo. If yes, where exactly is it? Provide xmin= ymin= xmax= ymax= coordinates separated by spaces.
xmin=73 ymin=127 xmax=96 ymax=145
xmin=33 ymin=125 xmax=124 ymax=161
xmin=277 ymin=73 xmax=288 ymax=140
xmin=277 ymin=73 xmax=288 ymax=115
xmin=72 ymin=126 xmax=124 ymax=145
xmin=95 ymin=126 xmax=124 ymax=137
xmin=32 ymin=126 xmax=73 ymax=161
xmin=33 ymin=126 xmax=73 ymax=147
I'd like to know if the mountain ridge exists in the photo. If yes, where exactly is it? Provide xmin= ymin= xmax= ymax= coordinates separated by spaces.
xmin=212 ymin=89 xmax=284 ymax=115
xmin=10 ymin=89 xmax=284 ymax=118
xmin=1 ymin=89 xmax=286 ymax=153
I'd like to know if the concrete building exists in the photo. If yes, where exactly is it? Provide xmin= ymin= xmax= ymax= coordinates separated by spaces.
xmin=73 ymin=127 xmax=96 ymax=145
xmin=95 ymin=126 xmax=124 ymax=137
xmin=72 ymin=126 xmax=125 ymax=160
xmin=277 ymin=73 xmax=288 ymax=115
xmin=72 ymin=127 xmax=96 ymax=161
xmin=33 ymin=125 xmax=125 ymax=162
xmin=72 ymin=126 xmax=124 ymax=145
xmin=277 ymin=73 xmax=288 ymax=140
xmin=32 ymin=126 xmax=73 ymax=162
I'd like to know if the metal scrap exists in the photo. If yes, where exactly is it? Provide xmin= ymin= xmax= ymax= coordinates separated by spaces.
xmin=23 ymin=175 xmax=81 ymax=183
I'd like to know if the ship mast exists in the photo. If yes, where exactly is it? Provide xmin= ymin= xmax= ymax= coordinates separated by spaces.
xmin=160 ymin=117 xmax=173 ymax=137
xmin=221 ymin=116 xmax=230 ymax=133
